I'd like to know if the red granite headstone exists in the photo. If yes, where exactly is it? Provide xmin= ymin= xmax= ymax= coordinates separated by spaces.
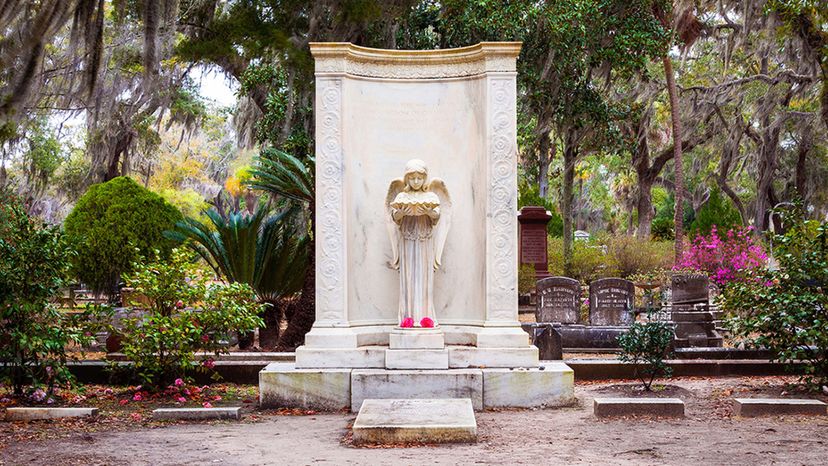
xmin=518 ymin=206 xmax=552 ymax=280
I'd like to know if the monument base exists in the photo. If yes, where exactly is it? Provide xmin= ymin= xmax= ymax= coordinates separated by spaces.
xmin=259 ymin=361 xmax=575 ymax=412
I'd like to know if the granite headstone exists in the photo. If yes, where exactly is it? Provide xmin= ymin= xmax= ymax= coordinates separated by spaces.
xmin=518 ymin=206 xmax=552 ymax=280
xmin=589 ymin=278 xmax=634 ymax=325
xmin=536 ymin=276 xmax=581 ymax=324
xmin=671 ymin=273 xmax=709 ymax=305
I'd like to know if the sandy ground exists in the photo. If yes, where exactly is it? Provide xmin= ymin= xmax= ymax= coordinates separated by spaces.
xmin=2 ymin=377 xmax=828 ymax=466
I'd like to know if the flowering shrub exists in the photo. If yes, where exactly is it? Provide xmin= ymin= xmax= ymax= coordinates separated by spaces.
xmin=675 ymin=226 xmax=767 ymax=285
xmin=0 ymin=193 xmax=102 ymax=398
xmin=721 ymin=208 xmax=828 ymax=389
xmin=119 ymin=248 xmax=264 ymax=390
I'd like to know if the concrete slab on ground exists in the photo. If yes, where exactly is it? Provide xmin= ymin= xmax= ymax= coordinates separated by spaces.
xmin=733 ymin=398 xmax=827 ymax=417
xmin=152 ymin=407 xmax=242 ymax=421
xmin=352 ymin=398 xmax=476 ymax=445
xmin=593 ymin=398 xmax=685 ymax=417
xmin=5 ymin=407 xmax=98 ymax=421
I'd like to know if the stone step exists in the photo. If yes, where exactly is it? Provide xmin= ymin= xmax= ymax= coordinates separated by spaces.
xmin=152 ymin=407 xmax=242 ymax=421
xmin=385 ymin=348 xmax=449 ymax=369
xmin=672 ymin=311 xmax=714 ymax=322
xmin=351 ymin=368 xmax=483 ymax=412
xmin=5 ymin=407 xmax=98 ymax=421
xmin=593 ymin=398 xmax=685 ymax=417
xmin=733 ymin=398 xmax=827 ymax=417
xmin=352 ymin=398 xmax=477 ymax=445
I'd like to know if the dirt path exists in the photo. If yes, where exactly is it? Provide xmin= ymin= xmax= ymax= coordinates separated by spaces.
xmin=3 ymin=377 xmax=827 ymax=465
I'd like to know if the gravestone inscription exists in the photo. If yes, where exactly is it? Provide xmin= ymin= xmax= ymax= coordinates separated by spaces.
xmin=671 ymin=273 xmax=709 ymax=305
xmin=589 ymin=278 xmax=634 ymax=326
xmin=536 ymin=276 xmax=581 ymax=324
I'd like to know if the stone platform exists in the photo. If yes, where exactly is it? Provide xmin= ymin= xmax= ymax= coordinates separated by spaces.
xmin=260 ymin=361 xmax=575 ymax=412
xmin=352 ymin=398 xmax=477 ymax=444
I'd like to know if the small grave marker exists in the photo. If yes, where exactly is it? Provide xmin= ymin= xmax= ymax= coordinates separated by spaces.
xmin=589 ymin=278 xmax=635 ymax=325
xmin=536 ymin=276 xmax=581 ymax=324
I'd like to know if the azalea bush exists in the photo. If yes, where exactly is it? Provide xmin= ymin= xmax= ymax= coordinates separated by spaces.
xmin=0 ymin=193 xmax=98 ymax=397
xmin=676 ymin=226 xmax=767 ymax=285
xmin=119 ymin=248 xmax=264 ymax=389
xmin=721 ymin=208 xmax=828 ymax=389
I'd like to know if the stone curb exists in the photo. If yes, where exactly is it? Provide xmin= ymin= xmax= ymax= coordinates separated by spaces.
xmin=733 ymin=398 xmax=827 ymax=417
xmin=5 ymin=407 xmax=99 ymax=421
xmin=152 ymin=407 xmax=242 ymax=421
xmin=593 ymin=398 xmax=685 ymax=418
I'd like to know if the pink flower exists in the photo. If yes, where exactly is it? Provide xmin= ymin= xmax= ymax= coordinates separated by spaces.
xmin=202 ymin=402 xmax=213 ymax=408
xmin=202 ymin=358 xmax=215 ymax=369
xmin=400 ymin=317 xmax=414 ymax=328
xmin=213 ymin=395 xmax=222 ymax=401
xmin=177 ymin=396 xmax=187 ymax=403
xmin=420 ymin=317 xmax=435 ymax=328
xmin=174 ymin=378 xmax=184 ymax=387
xmin=132 ymin=393 xmax=143 ymax=401
xmin=130 ymin=413 xmax=142 ymax=422
xmin=201 ymin=334 xmax=210 ymax=343
xmin=119 ymin=399 xmax=129 ymax=406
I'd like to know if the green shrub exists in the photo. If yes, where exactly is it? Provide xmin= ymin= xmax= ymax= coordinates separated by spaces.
xmin=617 ymin=317 xmax=674 ymax=390
xmin=0 ymin=193 xmax=96 ymax=397
xmin=119 ymin=248 xmax=264 ymax=389
xmin=548 ymin=237 xmax=617 ymax=282
xmin=64 ymin=176 xmax=182 ymax=297
xmin=651 ymin=216 xmax=675 ymax=241
xmin=690 ymin=188 xmax=742 ymax=237
xmin=607 ymin=236 xmax=674 ymax=278
xmin=721 ymin=207 xmax=828 ymax=389
xmin=518 ymin=263 xmax=537 ymax=295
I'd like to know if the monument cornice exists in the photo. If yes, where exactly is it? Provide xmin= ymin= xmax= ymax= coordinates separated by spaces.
xmin=309 ymin=42 xmax=522 ymax=78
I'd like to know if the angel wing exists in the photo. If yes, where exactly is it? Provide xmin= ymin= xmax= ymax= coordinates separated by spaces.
xmin=384 ymin=178 xmax=406 ymax=269
xmin=428 ymin=178 xmax=452 ymax=270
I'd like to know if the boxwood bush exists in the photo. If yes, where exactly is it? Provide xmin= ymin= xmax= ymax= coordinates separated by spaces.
xmin=64 ymin=177 xmax=182 ymax=297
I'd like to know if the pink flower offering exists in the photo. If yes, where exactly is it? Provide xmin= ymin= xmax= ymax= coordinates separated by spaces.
xmin=132 ymin=393 xmax=143 ymax=401
xmin=420 ymin=317 xmax=434 ymax=328
xmin=174 ymin=378 xmax=184 ymax=387
xmin=400 ymin=317 xmax=414 ymax=328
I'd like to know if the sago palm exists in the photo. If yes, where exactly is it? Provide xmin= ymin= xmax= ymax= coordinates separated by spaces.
xmin=247 ymin=149 xmax=316 ymax=351
xmin=167 ymin=204 xmax=308 ymax=348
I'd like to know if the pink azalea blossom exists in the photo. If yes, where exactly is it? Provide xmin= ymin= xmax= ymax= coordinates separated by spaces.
xmin=174 ymin=378 xmax=184 ymax=387
xmin=132 ymin=393 xmax=143 ymax=401
xmin=177 ymin=396 xmax=187 ymax=403
xmin=202 ymin=358 xmax=215 ymax=369
xmin=202 ymin=402 xmax=213 ymax=408
xmin=675 ymin=226 xmax=767 ymax=285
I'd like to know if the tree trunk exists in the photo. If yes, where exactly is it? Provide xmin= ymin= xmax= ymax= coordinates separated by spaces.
xmin=561 ymin=142 xmax=576 ymax=277
xmin=795 ymin=123 xmax=812 ymax=201
xmin=258 ymin=301 xmax=282 ymax=350
xmin=537 ymin=132 xmax=551 ymax=198
xmin=635 ymin=175 xmax=655 ymax=238
xmin=663 ymin=55 xmax=685 ymax=261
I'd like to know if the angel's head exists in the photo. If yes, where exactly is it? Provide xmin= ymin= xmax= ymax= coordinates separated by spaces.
xmin=403 ymin=159 xmax=428 ymax=191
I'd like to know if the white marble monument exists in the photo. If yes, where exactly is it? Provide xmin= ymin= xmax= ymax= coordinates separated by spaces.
xmin=260 ymin=42 xmax=574 ymax=411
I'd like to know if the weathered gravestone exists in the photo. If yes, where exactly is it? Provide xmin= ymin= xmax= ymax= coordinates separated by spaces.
xmin=671 ymin=273 xmax=709 ymax=305
xmin=518 ymin=206 xmax=553 ymax=280
xmin=589 ymin=278 xmax=634 ymax=326
xmin=536 ymin=276 xmax=581 ymax=324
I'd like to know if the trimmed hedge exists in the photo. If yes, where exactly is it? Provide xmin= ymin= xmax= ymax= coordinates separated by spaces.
xmin=64 ymin=176 xmax=182 ymax=296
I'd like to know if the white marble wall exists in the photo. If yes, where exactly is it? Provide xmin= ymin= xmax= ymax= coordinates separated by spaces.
xmin=309 ymin=42 xmax=521 ymax=337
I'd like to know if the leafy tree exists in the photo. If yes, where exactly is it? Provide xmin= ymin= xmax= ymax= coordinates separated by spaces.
xmin=690 ymin=187 xmax=742 ymax=237
xmin=64 ymin=176 xmax=182 ymax=297
xmin=0 ymin=192 xmax=94 ymax=396
xmin=168 ymin=204 xmax=308 ymax=348
xmin=120 ymin=248 xmax=264 ymax=389
xmin=722 ymin=206 xmax=828 ymax=389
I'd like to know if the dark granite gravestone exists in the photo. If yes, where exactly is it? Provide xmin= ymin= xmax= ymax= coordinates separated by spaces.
xmin=671 ymin=273 xmax=709 ymax=305
xmin=520 ymin=323 xmax=563 ymax=360
xmin=518 ymin=206 xmax=553 ymax=280
xmin=589 ymin=278 xmax=634 ymax=325
xmin=536 ymin=276 xmax=581 ymax=324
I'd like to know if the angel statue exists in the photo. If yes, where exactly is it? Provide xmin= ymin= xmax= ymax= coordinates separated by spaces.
xmin=385 ymin=159 xmax=452 ymax=328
